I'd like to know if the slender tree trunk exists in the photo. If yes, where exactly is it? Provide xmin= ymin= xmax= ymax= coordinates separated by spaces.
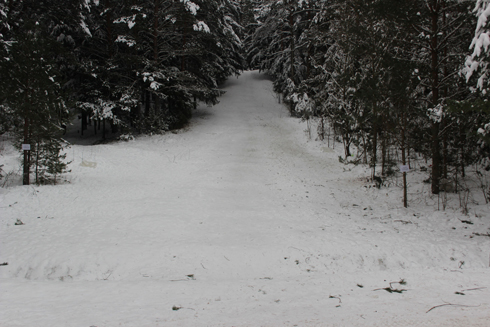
xmin=408 ymin=146 xmax=411 ymax=168
xmin=153 ymin=0 xmax=160 ymax=63
xmin=102 ymin=119 xmax=106 ymax=139
xmin=23 ymin=75 xmax=31 ymax=186
xmin=23 ymin=116 xmax=30 ymax=185
xmin=344 ymin=136 xmax=351 ymax=158
xmin=289 ymin=11 xmax=295 ymax=83
xmin=381 ymin=120 xmax=387 ymax=176
xmin=401 ymin=111 xmax=408 ymax=208
xmin=81 ymin=111 xmax=87 ymax=135
xmin=431 ymin=122 xmax=441 ymax=194
xmin=35 ymin=141 xmax=39 ymax=184
xmin=320 ymin=117 xmax=325 ymax=141
xmin=145 ymin=90 xmax=150 ymax=117
xmin=182 ymin=30 xmax=186 ymax=71
xmin=430 ymin=0 xmax=441 ymax=194
xmin=442 ymin=117 xmax=448 ymax=179
xmin=442 ymin=0 xmax=448 ymax=180
xmin=361 ymin=132 xmax=368 ymax=164
xmin=155 ymin=96 xmax=160 ymax=116
xmin=372 ymin=112 xmax=378 ymax=180
xmin=288 ymin=10 xmax=295 ymax=114
xmin=460 ymin=124 xmax=466 ymax=177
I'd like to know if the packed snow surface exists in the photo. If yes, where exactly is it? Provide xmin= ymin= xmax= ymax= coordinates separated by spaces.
xmin=1 ymin=71 xmax=490 ymax=326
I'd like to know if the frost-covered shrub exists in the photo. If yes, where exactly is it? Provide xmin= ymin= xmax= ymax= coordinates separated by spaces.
xmin=118 ymin=133 xmax=135 ymax=142
xmin=33 ymin=138 xmax=71 ymax=185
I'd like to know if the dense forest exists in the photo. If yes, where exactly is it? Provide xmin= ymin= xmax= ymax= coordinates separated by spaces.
xmin=246 ymin=0 xmax=490 ymax=203
xmin=1 ymin=0 xmax=490 ymax=206
xmin=0 ymin=0 xmax=246 ymax=185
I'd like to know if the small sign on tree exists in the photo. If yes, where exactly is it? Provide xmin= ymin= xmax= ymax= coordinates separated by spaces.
xmin=22 ymin=144 xmax=31 ymax=151
xmin=399 ymin=165 xmax=410 ymax=173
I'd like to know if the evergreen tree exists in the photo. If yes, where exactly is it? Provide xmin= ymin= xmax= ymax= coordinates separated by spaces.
xmin=0 ymin=20 xmax=71 ymax=184
xmin=74 ymin=0 xmax=245 ymax=134
xmin=247 ymin=0 xmax=319 ymax=113
xmin=247 ymin=0 xmax=480 ymax=198
xmin=465 ymin=0 xmax=490 ymax=154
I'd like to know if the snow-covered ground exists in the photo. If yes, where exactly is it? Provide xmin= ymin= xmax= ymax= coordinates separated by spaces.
xmin=1 ymin=71 xmax=489 ymax=327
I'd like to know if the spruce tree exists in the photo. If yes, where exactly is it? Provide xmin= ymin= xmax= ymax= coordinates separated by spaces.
xmin=0 ymin=21 xmax=71 ymax=185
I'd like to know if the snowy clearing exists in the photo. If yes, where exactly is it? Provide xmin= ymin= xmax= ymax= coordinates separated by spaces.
xmin=1 ymin=71 xmax=490 ymax=327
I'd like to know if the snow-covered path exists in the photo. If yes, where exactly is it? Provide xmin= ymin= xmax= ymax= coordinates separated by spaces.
xmin=1 ymin=71 xmax=489 ymax=326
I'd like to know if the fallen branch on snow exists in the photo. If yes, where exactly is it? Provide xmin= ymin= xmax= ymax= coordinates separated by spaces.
xmin=426 ymin=302 xmax=481 ymax=313
xmin=455 ymin=287 xmax=487 ymax=295
xmin=373 ymin=279 xmax=407 ymax=293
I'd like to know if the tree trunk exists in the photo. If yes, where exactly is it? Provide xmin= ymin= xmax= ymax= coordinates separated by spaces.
xmin=460 ymin=124 xmax=466 ymax=177
xmin=145 ymin=90 xmax=150 ymax=117
xmin=289 ymin=10 xmax=295 ymax=82
xmin=35 ymin=141 xmax=39 ymax=185
xmin=182 ymin=29 xmax=186 ymax=71
xmin=288 ymin=10 xmax=295 ymax=114
xmin=372 ymin=114 xmax=378 ymax=180
xmin=138 ymin=100 xmax=144 ymax=133
xmin=430 ymin=0 xmax=441 ymax=194
xmin=442 ymin=117 xmax=448 ymax=179
xmin=381 ymin=127 xmax=387 ymax=176
xmin=81 ymin=111 xmax=88 ymax=135
xmin=105 ymin=0 xmax=114 ymax=58
xmin=102 ymin=119 xmax=106 ymax=139
xmin=23 ymin=116 xmax=30 ymax=185
xmin=401 ymin=111 xmax=408 ymax=208
xmin=431 ymin=121 xmax=441 ymax=194
xmin=442 ymin=1 xmax=448 ymax=180
xmin=154 ymin=0 xmax=160 ymax=63
xmin=343 ymin=130 xmax=352 ymax=158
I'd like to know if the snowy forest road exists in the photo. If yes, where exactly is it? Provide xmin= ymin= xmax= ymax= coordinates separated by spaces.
xmin=1 ymin=71 xmax=489 ymax=327
xmin=174 ymin=71 xmax=343 ymax=251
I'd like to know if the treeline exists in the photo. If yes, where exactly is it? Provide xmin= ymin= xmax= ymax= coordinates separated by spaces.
xmin=246 ymin=0 xmax=490 ymax=198
xmin=0 ymin=0 xmax=245 ymax=185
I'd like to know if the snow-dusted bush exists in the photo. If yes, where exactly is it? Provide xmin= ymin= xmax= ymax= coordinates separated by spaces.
xmin=118 ymin=133 xmax=135 ymax=142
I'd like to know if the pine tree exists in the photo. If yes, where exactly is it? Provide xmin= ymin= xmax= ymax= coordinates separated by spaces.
xmin=0 ymin=21 xmax=71 ymax=185
xmin=465 ymin=0 xmax=490 ymax=157
xmin=247 ymin=0 xmax=319 ymax=113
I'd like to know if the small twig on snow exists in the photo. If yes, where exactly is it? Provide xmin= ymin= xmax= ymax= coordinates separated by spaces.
xmin=426 ymin=302 xmax=481 ymax=313
xmin=373 ymin=279 xmax=407 ymax=293
xmin=329 ymin=295 xmax=342 ymax=306
xmin=172 ymin=305 xmax=195 ymax=311
xmin=455 ymin=287 xmax=487 ymax=295
xmin=170 ymin=274 xmax=196 ymax=282
xmin=394 ymin=220 xmax=413 ymax=225
xmin=462 ymin=287 xmax=486 ymax=292
xmin=103 ymin=270 xmax=113 ymax=280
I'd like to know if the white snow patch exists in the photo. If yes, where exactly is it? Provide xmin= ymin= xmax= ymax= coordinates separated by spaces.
xmin=193 ymin=21 xmax=210 ymax=33
xmin=115 ymin=35 xmax=136 ymax=47
xmin=180 ymin=0 xmax=199 ymax=15
xmin=79 ymin=19 xmax=91 ymax=37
